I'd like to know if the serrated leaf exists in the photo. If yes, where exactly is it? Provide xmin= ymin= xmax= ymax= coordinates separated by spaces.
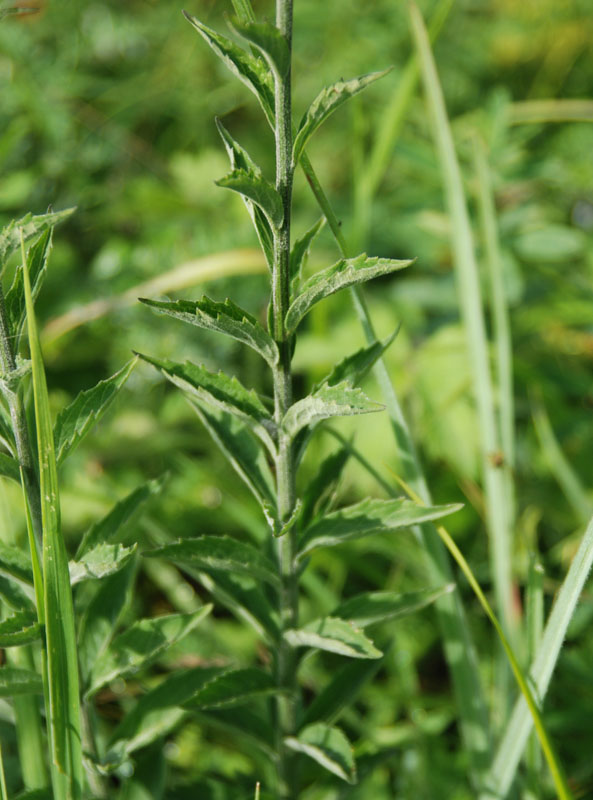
xmin=215 ymin=118 xmax=274 ymax=269
xmin=216 ymin=168 xmax=283 ymax=229
xmin=228 ymin=18 xmax=290 ymax=78
xmin=285 ymin=253 xmax=413 ymax=334
xmin=319 ymin=329 xmax=399 ymax=389
xmin=187 ymin=668 xmax=279 ymax=709
xmin=5 ymin=228 xmax=53 ymax=350
xmin=145 ymin=536 xmax=280 ymax=590
xmin=300 ymin=445 xmax=350 ymax=529
xmin=0 ymin=208 xmax=74 ymax=275
xmin=69 ymin=542 xmax=137 ymax=586
xmin=298 ymin=497 xmax=463 ymax=558
xmin=0 ymin=667 xmax=43 ymax=697
xmin=282 ymin=382 xmax=382 ymax=441
xmin=0 ymin=609 xmax=41 ymax=646
xmin=183 ymin=12 xmax=275 ymax=126
xmin=138 ymin=354 xmax=275 ymax=454
xmin=285 ymin=723 xmax=356 ymax=784
xmin=290 ymin=217 xmax=325 ymax=288
xmin=284 ymin=617 xmax=382 ymax=659
xmin=333 ymin=585 xmax=455 ymax=627
xmin=302 ymin=657 xmax=384 ymax=727
xmin=87 ymin=606 xmax=212 ymax=697
xmin=77 ymin=477 xmax=164 ymax=559
xmin=190 ymin=399 xmax=277 ymax=511
xmin=54 ymin=358 xmax=137 ymax=465
xmin=0 ymin=542 xmax=33 ymax=584
xmin=140 ymin=296 xmax=279 ymax=367
xmin=0 ymin=574 xmax=35 ymax=611
xmin=293 ymin=70 xmax=391 ymax=166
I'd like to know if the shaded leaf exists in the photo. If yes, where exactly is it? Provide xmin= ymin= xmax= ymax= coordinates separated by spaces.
xmin=290 ymin=217 xmax=325 ymax=288
xmin=87 ymin=606 xmax=212 ymax=696
xmin=0 ymin=208 xmax=74 ymax=274
xmin=293 ymin=70 xmax=391 ymax=166
xmin=0 ymin=667 xmax=43 ymax=697
xmin=302 ymin=656 xmax=384 ymax=727
xmin=0 ymin=542 xmax=33 ymax=584
xmin=300 ymin=445 xmax=350 ymax=528
xmin=0 ymin=574 xmax=34 ymax=612
xmin=283 ymin=382 xmax=382 ymax=441
xmin=284 ymin=617 xmax=382 ymax=659
xmin=141 ymin=296 xmax=279 ymax=367
xmin=216 ymin=168 xmax=283 ymax=229
xmin=298 ymin=497 xmax=462 ymax=558
xmin=145 ymin=536 xmax=280 ymax=590
xmin=5 ymin=228 xmax=53 ymax=349
xmin=285 ymin=722 xmax=356 ymax=784
xmin=0 ymin=609 xmax=41 ymax=646
xmin=54 ymin=358 xmax=137 ymax=465
xmin=333 ymin=585 xmax=455 ymax=627
xmin=319 ymin=329 xmax=399 ymax=389
xmin=198 ymin=706 xmax=275 ymax=756
xmin=229 ymin=18 xmax=290 ymax=78
xmin=69 ymin=542 xmax=137 ymax=586
xmin=285 ymin=253 xmax=413 ymax=334
xmin=187 ymin=668 xmax=278 ymax=709
xmin=0 ymin=452 xmax=19 ymax=484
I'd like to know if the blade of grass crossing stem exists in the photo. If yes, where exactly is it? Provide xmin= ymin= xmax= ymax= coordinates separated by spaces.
xmin=480 ymin=515 xmax=593 ymax=799
xmin=394 ymin=474 xmax=574 ymax=800
xmin=22 ymin=235 xmax=83 ymax=799
xmin=525 ymin=552 xmax=544 ymax=795
xmin=0 ymin=743 xmax=7 ymax=800
xmin=410 ymin=2 xmax=515 ymax=642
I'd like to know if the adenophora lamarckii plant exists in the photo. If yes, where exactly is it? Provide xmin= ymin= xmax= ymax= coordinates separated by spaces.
xmin=140 ymin=2 xmax=460 ymax=797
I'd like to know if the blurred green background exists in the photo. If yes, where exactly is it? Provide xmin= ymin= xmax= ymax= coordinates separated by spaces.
xmin=1 ymin=0 xmax=593 ymax=797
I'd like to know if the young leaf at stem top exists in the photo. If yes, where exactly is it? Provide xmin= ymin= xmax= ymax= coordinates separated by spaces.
xmin=216 ymin=168 xmax=284 ymax=230
xmin=228 ymin=17 xmax=290 ymax=79
xmin=0 ymin=208 xmax=74 ymax=276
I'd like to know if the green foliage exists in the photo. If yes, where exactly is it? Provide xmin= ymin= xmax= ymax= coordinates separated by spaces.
xmin=285 ymin=723 xmax=356 ymax=784
xmin=0 ymin=611 xmax=40 ymax=647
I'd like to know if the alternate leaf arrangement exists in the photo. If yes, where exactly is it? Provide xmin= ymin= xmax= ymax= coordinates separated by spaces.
xmin=137 ymin=2 xmax=461 ymax=796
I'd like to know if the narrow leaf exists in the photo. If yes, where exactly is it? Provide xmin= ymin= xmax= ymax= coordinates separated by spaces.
xmin=187 ymin=668 xmax=279 ymax=709
xmin=182 ymin=12 xmax=275 ymax=126
xmin=5 ymin=228 xmax=53 ymax=349
xmin=0 ymin=452 xmax=19 ymax=483
xmin=54 ymin=358 xmax=137 ymax=465
xmin=319 ymin=329 xmax=399 ymax=389
xmin=284 ymin=617 xmax=382 ymax=659
xmin=0 ymin=667 xmax=43 ymax=697
xmin=299 ymin=445 xmax=350 ymax=528
xmin=298 ymin=497 xmax=462 ymax=558
xmin=333 ymin=585 xmax=454 ymax=627
xmin=0 ymin=610 xmax=41 ymax=646
xmin=87 ymin=606 xmax=212 ymax=697
xmin=0 ymin=542 xmax=33 ymax=584
xmin=285 ymin=723 xmax=356 ymax=784
xmin=285 ymin=253 xmax=413 ymax=334
xmin=293 ymin=70 xmax=391 ymax=166
xmin=141 ymin=296 xmax=279 ymax=367
xmin=145 ymin=536 xmax=280 ymax=590
xmin=69 ymin=542 xmax=137 ymax=586
xmin=0 ymin=209 xmax=74 ymax=275
xmin=216 ymin=169 xmax=283 ymax=229
xmin=302 ymin=657 xmax=384 ymax=727
xmin=229 ymin=18 xmax=290 ymax=78
xmin=283 ymin=382 xmax=382 ymax=441
xmin=290 ymin=217 xmax=325 ymax=289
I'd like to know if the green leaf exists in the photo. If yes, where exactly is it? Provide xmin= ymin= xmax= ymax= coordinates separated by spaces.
xmin=284 ymin=617 xmax=382 ymax=660
xmin=290 ymin=217 xmax=325 ymax=288
xmin=187 ymin=668 xmax=279 ymax=709
xmin=282 ymin=382 xmax=382 ymax=441
xmin=216 ymin=168 xmax=283 ymax=229
xmin=198 ymin=706 xmax=275 ymax=755
xmin=319 ymin=329 xmax=399 ymax=389
xmin=190 ymin=399 xmax=277 ymax=511
xmin=138 ymin=354 xmax=276 ymax=454
xmin=299 ymin=445 xmax=350 ymax=528
xmin=5 ymin=228 xmax=53 ymax=349
xmin=0 ymin=667 xmax=42 ymax=697
xmin=54 ymin=358 xmax=137 ymax=465
xmin=0 ymin=452 xmax=21 ymax=484
xmin=215 ymin=118 xmax=274 ymax=269
xmin=69 ymin=542 xmax=137 ymax=586
xmin=0 ymin=208 xmax=74 ymax=275
xmin=229 ymin=18 xmax=290 ymax=78
xmin=145 ymin=536 xmax=280 ymax=590
xmin=182 ymin=12 xmax=275 ymax=126
xmin=0 ymin=542 xmax=33 ymax=584
xmin=292 ymin=70 xmax=391 ymax=166
xmin=87 ymin=606 xmax=212 ymax=697
xmin=298 ymin=497 xmax=463 ymax=559
xmin=23 ymin=237 xmax=83 ymax=789
xmin=0 ymin=574 xmax=34 ymax=612
xmin=302 ymin=657 xmax=385 ymax=727
xmin=333 ymin=585 xmax=455 ymax=627
xmin=76 ymin=477 xmax=164 ymax=558
xmin=285 ymin=722 xmax=357 ymax=784
xmin=140 ymin=296 xmax=279 ymax=367
xmin=0 ymin=610 xmax=41 ymax=646
xmin=285 ymin=253 xmax=413 ymax=334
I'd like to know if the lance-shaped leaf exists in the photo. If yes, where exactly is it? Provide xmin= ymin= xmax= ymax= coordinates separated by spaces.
xmin=0 ymin=574 xmax=34 ymax=612
xmin=290 ymin=217 xmax=325 ymax=288
xmin=333 ymin=585 xmax=455 ymax=627
xmin=216 ymin=168 xmax=283 ymax=229
xmin=187 ymin=668 xmax=279 ymax=709
xmin=283 ymin=382 xmax=382 ymax=441
xmin=319 ymin=329 xmax=399 ymax=389
xmin=298 ymin=497 xmax=462 ymax=559
xmin=54 ymin=358 xmax=137 ymax=465
xmin=140 ymin=296 xmax=279 ymax=367
xmin=69 ymin=542 xmax=137 ymax=586
xmin=284 ymin=617 xmax=382 ymax=659
xmin=145 ymin=536 xmax=280 ymax=590
xmin=292 ymin=70 xmax=391 ymax=166
xmin=199 ymin=706 xmax=275 ymax=756
xmin=285 ymin=253 xmax=413 ymax=334
xmin=0 ymin=609 xmax=41 ymax=647
xmin=300 ymin=445 xmax=350 ymax=528
xmin=216 ymin=118 xmax=274 ymax=268
xmin=5 ymin=227 xmax=53 ymax=349
xmin=0 ymin=542 xmax=33 ymax=584
xmin=183 ymin=12 xmax=275 ymax=126
xmin=138 ymin=354 xmax=276 ymax=455
xmin=302 ymin=657 xmax=385 ymax=727
xmin=87 ymin=606 xmax=212 ymax=697
xmin=77 ymin=477 xmax=164 ymax=559
xmin=0 ymin=667 xmax=43 ymax=697
xmin=190 ymin=399 xmax=277 ymax=511
xmin=228 ymin=18 xmax=290 ymax=78
xmin=0 ymin=452 xmax=20 ymax=483
xmin=0 ymin=208 xmax=74 ymax=274
xmin=285 ymin=723 xmax=357 ymax=784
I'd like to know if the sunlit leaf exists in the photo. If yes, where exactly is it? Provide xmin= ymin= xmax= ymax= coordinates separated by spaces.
xmin=229 ymin=18 xmax=290 ymax=78
xmin=216 ymin=168 xmax=283 ymax=229
xmin=0 ymin=209 xmax=74 ymax=275
xmin=69 ymin=542 xmax=137 ymax=586
xmin=284 ymin=616 xmax=382 ymax=659
xmin=285 ymin=722 xmax=356 ymax=783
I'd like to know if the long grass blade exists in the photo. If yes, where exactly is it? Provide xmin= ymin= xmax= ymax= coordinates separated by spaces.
xmin=23 ymin=235 xmax=83 ymax=799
